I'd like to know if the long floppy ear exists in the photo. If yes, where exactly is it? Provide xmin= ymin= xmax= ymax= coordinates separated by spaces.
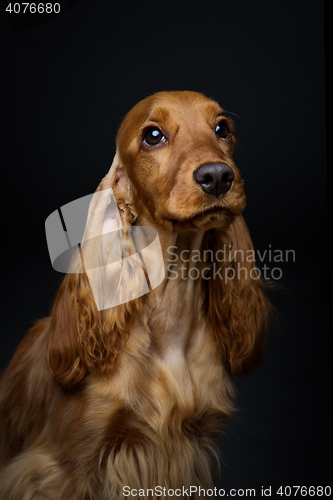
xmin=96 ymin=151 xmax=138 ymax=226
xmin=46 ymin=151 xmax=144 ymax=389
xmin=206 ymin=215 xmax=271 ymax=377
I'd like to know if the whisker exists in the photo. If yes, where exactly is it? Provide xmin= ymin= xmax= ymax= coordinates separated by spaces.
xmin=224 ymin=110 xmax=242 ymax=121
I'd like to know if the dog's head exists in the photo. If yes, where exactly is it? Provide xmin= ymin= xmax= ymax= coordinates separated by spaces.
xmin=108 ymin=91 xmax=246 ymax=232
xmin=46 ymin=92 xmax=271 ymax=388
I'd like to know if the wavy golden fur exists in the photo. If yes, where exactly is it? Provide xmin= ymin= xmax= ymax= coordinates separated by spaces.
xmin=0 ymin=91 xmax=271 ymax=499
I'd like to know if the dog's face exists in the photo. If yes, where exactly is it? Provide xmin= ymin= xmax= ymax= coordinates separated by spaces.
xmin=116 ymin=91 xmax=246 ymax=232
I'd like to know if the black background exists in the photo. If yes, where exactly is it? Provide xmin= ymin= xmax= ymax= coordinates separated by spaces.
xmin=0 ymin=0 xmax=330 ymax=496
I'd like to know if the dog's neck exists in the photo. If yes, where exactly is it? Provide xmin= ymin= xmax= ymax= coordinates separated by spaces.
xmin=145 ymin=226 xmax=211 ymax=356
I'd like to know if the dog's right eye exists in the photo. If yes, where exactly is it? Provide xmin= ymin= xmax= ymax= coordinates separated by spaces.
xmin=143 ymin=128 xmax=165 ymax=146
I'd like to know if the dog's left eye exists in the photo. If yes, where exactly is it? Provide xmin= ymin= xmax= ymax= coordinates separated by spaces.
xmin=215 ymin=121 xmax=230 ymax=139
xmin=143 ymin=128 xmax=165 ymax=146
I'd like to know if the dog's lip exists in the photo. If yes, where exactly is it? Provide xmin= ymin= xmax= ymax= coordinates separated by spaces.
xmin=192 ymin=205 xmax=225 ymax=219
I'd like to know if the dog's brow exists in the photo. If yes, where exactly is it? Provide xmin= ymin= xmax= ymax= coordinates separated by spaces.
xmin=147 ymin=107 xmax=170 ymax=125
xmin=203 ymin=101 xmax=224 ymax=118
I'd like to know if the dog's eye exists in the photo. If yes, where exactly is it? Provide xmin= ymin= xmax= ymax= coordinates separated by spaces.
xmin=215 ymin=121 xmax=230 ymax=139
xmin=143 ymin=128 xmax=165 ymax=146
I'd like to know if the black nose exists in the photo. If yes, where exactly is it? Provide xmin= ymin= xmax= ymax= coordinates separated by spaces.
xmin=193 ymin=163 xmax=234 ymax=197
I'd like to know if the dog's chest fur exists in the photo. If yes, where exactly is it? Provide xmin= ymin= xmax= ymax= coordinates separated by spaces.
xmin=101 ymin=274 xmax=234 ymax=435
xmin=82 ymin=283 xmax=236 ymax=496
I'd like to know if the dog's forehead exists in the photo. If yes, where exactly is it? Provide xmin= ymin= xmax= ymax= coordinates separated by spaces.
xmin=145 ymin=92 xmax=222 ymax=125
xmin=117 ymin=92 xmax=224 ymax=150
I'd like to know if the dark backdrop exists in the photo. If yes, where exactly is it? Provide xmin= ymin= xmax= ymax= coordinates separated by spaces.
xmin=0 ymin=0 xmax=330 ymax=496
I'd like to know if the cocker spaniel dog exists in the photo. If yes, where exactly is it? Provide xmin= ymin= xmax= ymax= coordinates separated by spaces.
xmin=0 ymin=91 xmax=271 ymax=499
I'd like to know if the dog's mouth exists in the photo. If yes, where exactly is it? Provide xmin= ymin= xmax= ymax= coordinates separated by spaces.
xmin=193 ymin=205 xmax=225 ymax=218
xmin=191 ymin=190 xmax=246 ymax=224
xmin=162 ymin=204 xmax=235 ymax=233
xmin=162 ymin=191 xmax=245 ymax=232
xmin=189 ymin=204 xmax=233 ymax=229
xmin=190 ymin=204 xmax=233 ymax=225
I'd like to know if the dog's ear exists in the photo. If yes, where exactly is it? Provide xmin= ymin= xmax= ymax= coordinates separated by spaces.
xmin=97 ymin=150 xmax=138 ymax=227
xmin=45 ymin=152 xmax=143 ymax=389
xmin=205 ymin=216 xmax=271 ymax=377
